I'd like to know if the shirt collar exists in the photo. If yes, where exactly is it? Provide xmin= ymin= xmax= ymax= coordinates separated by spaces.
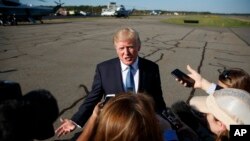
xmin=120 ymin=57 xmax=138 ymax=72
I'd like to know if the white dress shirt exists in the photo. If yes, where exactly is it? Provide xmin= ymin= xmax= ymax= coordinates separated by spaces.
xmin=120 ymin=58 xmax=139 ymax=93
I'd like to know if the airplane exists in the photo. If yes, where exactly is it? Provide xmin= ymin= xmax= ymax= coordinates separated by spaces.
xmin=0 ymin=0 xmax=63 ymax=25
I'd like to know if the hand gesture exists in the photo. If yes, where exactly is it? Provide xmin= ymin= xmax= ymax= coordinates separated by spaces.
xmin=55 ymin=118 xmax=76 ymax=137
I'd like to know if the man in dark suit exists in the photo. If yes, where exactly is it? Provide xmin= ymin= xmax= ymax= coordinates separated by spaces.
xmin=56 ymin=27 xmax=167 ymax=137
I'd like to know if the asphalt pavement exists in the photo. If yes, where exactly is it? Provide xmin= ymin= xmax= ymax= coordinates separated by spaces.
xmin=1 ymin=15 xmax=250 ymax=141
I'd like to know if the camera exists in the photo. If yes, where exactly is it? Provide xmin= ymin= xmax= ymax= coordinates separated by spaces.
xmin=161 ymin=108 xmax=183 ymax=130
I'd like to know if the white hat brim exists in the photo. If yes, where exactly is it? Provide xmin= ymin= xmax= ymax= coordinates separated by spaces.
xmin=189 ymin=96 xmax=209 ymax=114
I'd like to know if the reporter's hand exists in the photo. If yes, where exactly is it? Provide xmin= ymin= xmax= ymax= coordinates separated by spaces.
xmin=186 ymin=65 xmax=213 ymax=91
xmin=175 ymin=65 xmax=202 ymax=88
xmin=92 ymin=102 xmax=103 ymax=118
xmin=76 ymin=103 xmax=103 ymax=141
xmin=55 ymin=118 xmax=76 ymax=137
xmin=175 ymin=78 xmax=186 ymax=86
xmin=186 ymin=65 xmax=202 ymax=88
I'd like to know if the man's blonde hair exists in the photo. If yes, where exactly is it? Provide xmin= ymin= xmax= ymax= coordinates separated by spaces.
xmin=113 ymin=27 xmax=141 ymax=46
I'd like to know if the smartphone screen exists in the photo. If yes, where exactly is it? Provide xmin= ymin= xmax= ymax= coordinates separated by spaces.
xmin=171 ymin=69 xmax=195 ymax=87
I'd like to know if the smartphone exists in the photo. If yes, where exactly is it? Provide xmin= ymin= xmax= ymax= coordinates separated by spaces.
xmin=102 ymin=94 xmax=115 ymax=105
xmin=171 ymin=69 xmax=195 ymax=87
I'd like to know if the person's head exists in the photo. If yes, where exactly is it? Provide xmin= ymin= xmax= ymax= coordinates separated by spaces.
xmin=190 ymin=88 xmax=250 ymax=139
xmin=22 ymin=89 xmax=59 ymax=140
xmin=113 ymin=27 xmax=141 ymax=65
xmin=218 ymin=68 xmax=250 ymax=93
xmin=93 ymin=93 xmax=163 ymax=141
xmin=0 ymin=82 xmax=59 ymax=141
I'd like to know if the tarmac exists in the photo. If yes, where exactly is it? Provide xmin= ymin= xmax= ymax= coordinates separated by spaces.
xmin=1 ymin=15 xmax=250 ymax=140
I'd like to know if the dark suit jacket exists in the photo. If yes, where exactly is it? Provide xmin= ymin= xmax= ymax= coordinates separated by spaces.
xmin=71 ymin=57 xmax=167 ymax=126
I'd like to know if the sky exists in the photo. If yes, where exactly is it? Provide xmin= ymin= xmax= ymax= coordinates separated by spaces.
xmin=20 ymin=0 xmax=250 ymax=14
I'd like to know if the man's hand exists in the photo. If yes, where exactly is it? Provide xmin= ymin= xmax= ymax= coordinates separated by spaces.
xmin=55 ymin=118 xmax=76 ymax=137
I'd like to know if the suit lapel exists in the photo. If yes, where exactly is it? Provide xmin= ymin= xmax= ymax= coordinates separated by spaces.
xmin=138 ymin=57 xmax=145 ymax=93
xmin=114 ymin=58 xmax=125 ymax=92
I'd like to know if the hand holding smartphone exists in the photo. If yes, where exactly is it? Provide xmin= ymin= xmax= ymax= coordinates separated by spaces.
xmin=171 ymin=69 xmax=195 ymax=87
xmin=102 ymin=94 xmax=115 ymax=106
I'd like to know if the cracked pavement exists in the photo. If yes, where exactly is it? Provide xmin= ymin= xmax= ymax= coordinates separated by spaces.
xmin=1 ymin=16 xmax=250 ymax=140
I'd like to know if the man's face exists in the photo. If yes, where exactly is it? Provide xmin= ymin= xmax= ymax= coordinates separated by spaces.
xmin=115 ymin=39 xmax=140 ymax=65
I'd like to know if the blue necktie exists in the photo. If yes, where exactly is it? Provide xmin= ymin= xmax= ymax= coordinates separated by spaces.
xmin=126 ymin=65 xmax=135 ymax=93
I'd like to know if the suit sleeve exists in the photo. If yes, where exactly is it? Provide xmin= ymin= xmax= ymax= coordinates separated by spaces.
xmin=153 ymin=65 xmax=167 ymax=114
xmin=71 ymin=65 xmax=104 ymax=127
xmin=139 ymin=59 xmax=167 ymax=115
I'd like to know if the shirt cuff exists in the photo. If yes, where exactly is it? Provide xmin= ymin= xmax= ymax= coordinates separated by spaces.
xmin=71 ymin=120 xmax=82 ymax=129
xmin=206 ymin=83 xmax=217 ymax=95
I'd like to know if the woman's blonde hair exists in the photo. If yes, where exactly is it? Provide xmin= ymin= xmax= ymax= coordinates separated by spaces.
xmin=93 ymin=93 xmax=163 ymax=141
